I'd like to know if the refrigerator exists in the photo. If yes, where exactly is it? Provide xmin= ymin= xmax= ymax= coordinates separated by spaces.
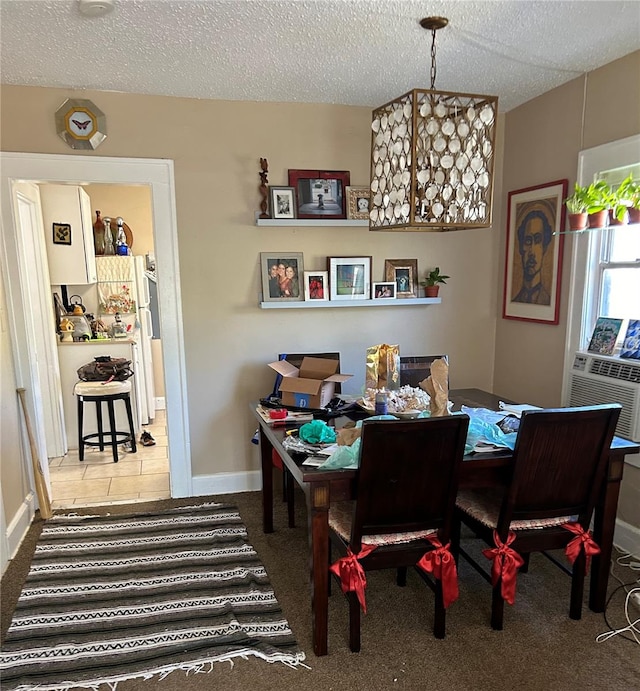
xmin=95 ymin=255 xmax=156 ymax=425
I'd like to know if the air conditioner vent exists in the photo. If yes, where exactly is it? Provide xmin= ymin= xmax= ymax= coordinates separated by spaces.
xmin=569 ymin=376 xmax=636 ymax=439
xmin=589 ymin=358 xmax=640 ymax=383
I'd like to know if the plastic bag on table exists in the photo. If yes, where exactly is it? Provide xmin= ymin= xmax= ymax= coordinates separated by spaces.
xmin=319 ymin=415 xmax=397 ymax=469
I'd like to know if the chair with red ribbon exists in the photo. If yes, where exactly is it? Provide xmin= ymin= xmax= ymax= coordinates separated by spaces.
xmin=328 ymin=413 xmax=469 ymax=651
xmin=452 ymin=403 xmax=620 ymax=630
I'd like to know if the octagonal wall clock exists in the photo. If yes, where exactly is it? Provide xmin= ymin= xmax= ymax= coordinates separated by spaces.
xmin=55 ymin=98 xmax=107 ymax=150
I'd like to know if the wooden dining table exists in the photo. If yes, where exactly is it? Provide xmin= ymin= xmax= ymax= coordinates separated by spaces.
xmin=253 ymin=388 xmax=640 ymax=656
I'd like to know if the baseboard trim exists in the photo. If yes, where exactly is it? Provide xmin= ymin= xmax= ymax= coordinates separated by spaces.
xmin=3 ymin=493 xmax=35 ymax=573
xmin=614 ymin=518 xmax=640 ymax=560
xmin=191 ymin=471 xmax=262 ymax=497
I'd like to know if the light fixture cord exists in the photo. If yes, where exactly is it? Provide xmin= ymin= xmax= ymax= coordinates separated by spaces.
xmin=430 ymin=28 xmax=438 ymax=89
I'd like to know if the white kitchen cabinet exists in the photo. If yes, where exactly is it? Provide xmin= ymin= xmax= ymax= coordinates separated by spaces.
xmin=40 ymin=184 xmax=97 ymax=285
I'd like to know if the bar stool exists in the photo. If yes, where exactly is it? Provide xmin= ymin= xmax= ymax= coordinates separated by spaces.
xmin=74 ymin=380 xmax=137 ymax=463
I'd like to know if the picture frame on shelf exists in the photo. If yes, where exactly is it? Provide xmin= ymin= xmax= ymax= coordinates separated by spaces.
xmin=372 ymin=282 xmax=396 ymax=299
xmin=52 ymin=222 xmax=71 ymax=245
xmin=587 ymin=317 xmax=623 ymax=355
xmin=269 ymin=186 xmax=296 ymax=220
xmin=328 ymin=256 xmax=371 ymax=301
xmin=620 ymin=319 xmax=640 ymax=359
xmin=288 ymin=169 xmax=350 ymax=219
xmin=260 ymin=252 xmax=304 ymax=302
xmin=346 ymin=186 xmax=371 ymax=220
xmin=304 ymin=270 xmax=329 ymax=301
xmin=502 ymin=180 xmax=567 ymax=324
xmin=384 ymin=258 xmax=418 ymax=298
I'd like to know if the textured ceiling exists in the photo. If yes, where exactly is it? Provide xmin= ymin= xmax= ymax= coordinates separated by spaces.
xmin=1 ymin=0 xmax=639 ymax=112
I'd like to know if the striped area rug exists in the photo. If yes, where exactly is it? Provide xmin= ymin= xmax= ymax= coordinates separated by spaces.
xmin=0 ymin=503 xmax=305 ymax=690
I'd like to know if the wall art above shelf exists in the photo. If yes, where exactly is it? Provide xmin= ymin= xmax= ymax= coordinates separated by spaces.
xmin=259 ymin=297 xmax=441 ymax=309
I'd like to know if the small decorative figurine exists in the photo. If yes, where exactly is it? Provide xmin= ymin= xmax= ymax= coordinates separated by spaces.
xmin=259 ymin=157 xmax=270 ymax=219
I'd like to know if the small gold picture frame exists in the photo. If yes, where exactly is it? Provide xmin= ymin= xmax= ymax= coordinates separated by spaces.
xmin=346 ymin=186 xmax=371 ymax=220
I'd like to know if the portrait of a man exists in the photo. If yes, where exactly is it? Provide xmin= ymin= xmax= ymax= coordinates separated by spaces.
xmin=511 ymin=202 xmax=555 ymax=306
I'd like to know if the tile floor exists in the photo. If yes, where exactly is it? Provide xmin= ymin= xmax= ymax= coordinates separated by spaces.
xmin=48 ymin=409 xmax=170 ymax=509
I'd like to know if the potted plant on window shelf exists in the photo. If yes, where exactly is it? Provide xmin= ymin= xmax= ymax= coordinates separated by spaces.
xmin=420 ymin=267 xmax=449 ymax=298
xmin=616 ymin=174 xmax=640 ymax=225
xmin=563 ymin=183 xmax=590 ymax=231
xmin=585 ymin=180 xmax=614 ymax=229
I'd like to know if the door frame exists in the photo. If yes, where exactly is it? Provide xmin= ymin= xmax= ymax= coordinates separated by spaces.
xmin=0 ymin=152 xmax=192 ymax=498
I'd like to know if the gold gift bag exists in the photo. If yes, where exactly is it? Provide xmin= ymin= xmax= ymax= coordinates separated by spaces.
xmin=365 ymin=344 xmax=401 ymax=391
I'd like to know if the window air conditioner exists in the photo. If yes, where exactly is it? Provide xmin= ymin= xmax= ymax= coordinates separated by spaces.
xmin=568 ymin=352 xmax=640 ymax=442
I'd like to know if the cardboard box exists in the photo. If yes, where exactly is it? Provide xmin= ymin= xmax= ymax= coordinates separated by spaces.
xmin=268 ymin=356 xmax=353 ymax=409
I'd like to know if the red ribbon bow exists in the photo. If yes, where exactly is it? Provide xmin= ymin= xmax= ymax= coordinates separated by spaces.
xmin=562 ymin=522 xmax=600 ymax=574
xmin=482 ymin=531 xmax=524 ymax=605
xmin=330 ymin=543 xmax=377 ymax=613
xmin=417 ymin=535 xmax=459 ymax=608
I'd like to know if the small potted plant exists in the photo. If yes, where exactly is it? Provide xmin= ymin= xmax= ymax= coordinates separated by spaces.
xmin=585 ymin=180 xmax=614 ymax=229
xmin=563 ymin=183 xmax=590 ymax=231
xmin=420 ymin=267 xmax=449 ymax=297
xmin=617 ymin=174 xmax=640 ymax=225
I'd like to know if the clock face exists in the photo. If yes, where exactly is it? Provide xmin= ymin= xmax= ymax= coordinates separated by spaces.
xmin=55 ymin=98 xmax=107 ymax=150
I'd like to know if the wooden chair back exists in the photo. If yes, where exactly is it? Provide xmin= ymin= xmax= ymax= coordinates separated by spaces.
xmin=497 ymin=404 xmax=621 ymax=535
xmin=350 ymin=414 xmax=469 ymax=550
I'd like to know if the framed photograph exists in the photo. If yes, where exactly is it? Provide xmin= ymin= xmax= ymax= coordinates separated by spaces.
xmin=269 ymin=186 xmax=296 ymax=220
xmin=502 ymin=180 xmax=567 ymax=324
xmin=587 ymin=317 xmax=623 ymax=355
xmin=288 ymin=169 xmax=350 ymax=219
xmin=372 ymin=282 xmax=396 ymax=299
xmin=384 ymin=259 xmax=418 ymax=298
xmin=260 ymin=252 xmax=304 ymax=302
xmin=328 ymin=256 xmax=371 ymax=301
xmin=620 ymin=319 xmax=640 ymax=360
xmin=346 ymin=186 xmax=371 ymax=220
xmin=52 ymin=222 xmax=71 ymax=245
xmin=304 ymin=271 xmax=329 ymax=301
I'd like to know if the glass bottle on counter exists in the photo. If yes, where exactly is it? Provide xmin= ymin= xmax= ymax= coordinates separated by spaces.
xmin=103 ymin=217 xmax=115 ymax=255
xmin=93 ymin=210 xmax=105 ymax=255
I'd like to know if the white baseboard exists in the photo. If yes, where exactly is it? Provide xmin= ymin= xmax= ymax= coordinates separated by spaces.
xmin=154 ymin=397 xmax=166 ymax=410
xmin=191 ymin=471 xmax=262 ymax=497
xmin=2 ymin=493 xmax=35 ymax=576
xmin=614 ymin=518 xmax=640 ymax=560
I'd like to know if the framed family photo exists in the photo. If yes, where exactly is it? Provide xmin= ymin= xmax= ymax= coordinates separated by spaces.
xmin=260 ymin=252 xmax=304 ymax=302
xmin=502 ymin=180 xmax=567 ymax=324
xmin=269 ymin=186 xmax=296 ymax=220
xmin=304 ymin=270 xmax=329 ymax=301
xmin=384 ymin=258 xmax=418 ymax=298
xmin=328 ymin=256 xmax=371 ymax=301
xmin=372 ymin=282 xmax=396 ymax=299
xmin=346 ymin=186 xmax=371 ymax=220
xmin=288 ymin=169 xmax=350 ymax=219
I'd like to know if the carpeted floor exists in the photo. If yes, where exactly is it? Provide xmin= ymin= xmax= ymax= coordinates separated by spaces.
xmin=2 ymin=488 xmax=639 ymax=690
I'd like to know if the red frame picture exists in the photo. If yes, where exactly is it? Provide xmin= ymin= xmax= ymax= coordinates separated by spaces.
xmin=502 ymin=180 xmax=567 ymax=324
xmin=288 ymin=169 xmax=350 ymax=219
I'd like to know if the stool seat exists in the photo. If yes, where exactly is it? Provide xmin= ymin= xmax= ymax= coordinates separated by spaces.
xmin=75 ymin=379 xmax=136 ymax=463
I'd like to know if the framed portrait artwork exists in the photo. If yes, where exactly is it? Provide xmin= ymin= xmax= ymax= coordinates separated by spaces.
xmin=502 ymin=180 xmax=567 ymax=324
xmin=372 ymin=282 xmax=396 ymax=299
xmin=269 ymin=186 xmax=296 ymax=220
xmin=288 ymin=169 xmax=350 ymax=219
xmin=52 ymin=222 xmax=72 ymax=245
xmin=260 ymin=252 xmax=304 ymax=302
xmin=327 ymin=256 xmax=371 ymax=301
xmin=304 ymin=270 xmax=329 ymax=301
xmin=384 ymin=258 xmax=418 ymax=298
xmin=346 ymin=186 xmax=371 ymax=220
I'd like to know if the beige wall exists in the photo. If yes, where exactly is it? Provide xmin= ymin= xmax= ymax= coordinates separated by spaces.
xmin=0 ymin=85 xmax=500 ymax=487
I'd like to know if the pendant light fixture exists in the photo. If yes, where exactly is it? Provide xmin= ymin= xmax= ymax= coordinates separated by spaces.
xmin=369 ymin=17 xmax=498 ymax=232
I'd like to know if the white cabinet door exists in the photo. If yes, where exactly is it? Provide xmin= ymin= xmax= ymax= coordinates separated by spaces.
xmin=40 ymin=185 xmax=97 ymax=285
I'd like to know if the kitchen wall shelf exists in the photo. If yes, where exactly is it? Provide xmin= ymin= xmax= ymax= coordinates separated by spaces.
xmin=255 ymin=216 xmax=368 ymax=227
xmin=259 ymin=297 xmax=441 ymax=309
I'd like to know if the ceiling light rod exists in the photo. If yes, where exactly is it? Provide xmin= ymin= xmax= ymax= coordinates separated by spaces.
xmin=419 ymin=16 xmax=448 ymax=90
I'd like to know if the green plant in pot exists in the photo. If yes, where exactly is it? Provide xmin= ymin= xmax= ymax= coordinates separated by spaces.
xmin=563 ymin=183 xmax=590 ymax=231
xmin=420 ymin=267 xmax=449 ymax=297
xmin=584 ymin=180 xmax=614 ymax=229
xmin=617 ymin=174 xmax=640 ymax=224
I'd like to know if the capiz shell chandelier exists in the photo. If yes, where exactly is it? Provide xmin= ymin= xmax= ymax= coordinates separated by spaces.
xmin=369 ymin=17 xmax=498 ymax=232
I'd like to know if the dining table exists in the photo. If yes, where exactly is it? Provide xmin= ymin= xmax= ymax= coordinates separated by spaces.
xmin=253 ymin=388 xmax=640 ymax=656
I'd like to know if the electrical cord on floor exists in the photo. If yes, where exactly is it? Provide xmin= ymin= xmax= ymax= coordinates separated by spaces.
xmin=596 ymin=547 xmax=640 ymax=645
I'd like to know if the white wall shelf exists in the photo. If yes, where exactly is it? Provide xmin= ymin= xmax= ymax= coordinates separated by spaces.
xmin=259 ymin=297 xmax=441 ymax=309
xmin=256 ymin=217 xmax=368 ymax=227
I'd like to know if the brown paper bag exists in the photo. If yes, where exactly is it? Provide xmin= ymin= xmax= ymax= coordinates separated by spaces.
xmin=365 ymin=344 xmax=400 ymax=391
xmin=420 ymin=357 xmax=449 ymax=417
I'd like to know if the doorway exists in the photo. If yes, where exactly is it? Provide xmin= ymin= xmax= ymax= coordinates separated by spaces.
xmin=0 ymin=153 xmax=192 ymax=508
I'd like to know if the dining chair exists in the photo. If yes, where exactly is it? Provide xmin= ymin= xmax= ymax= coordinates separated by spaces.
xmin=452 ymin=403 xmax=621 ymax=631
xmin=328 ymin=414 xmax=470 ymax=651
xmin=271 ymin=351 xmax=341 ymax=528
